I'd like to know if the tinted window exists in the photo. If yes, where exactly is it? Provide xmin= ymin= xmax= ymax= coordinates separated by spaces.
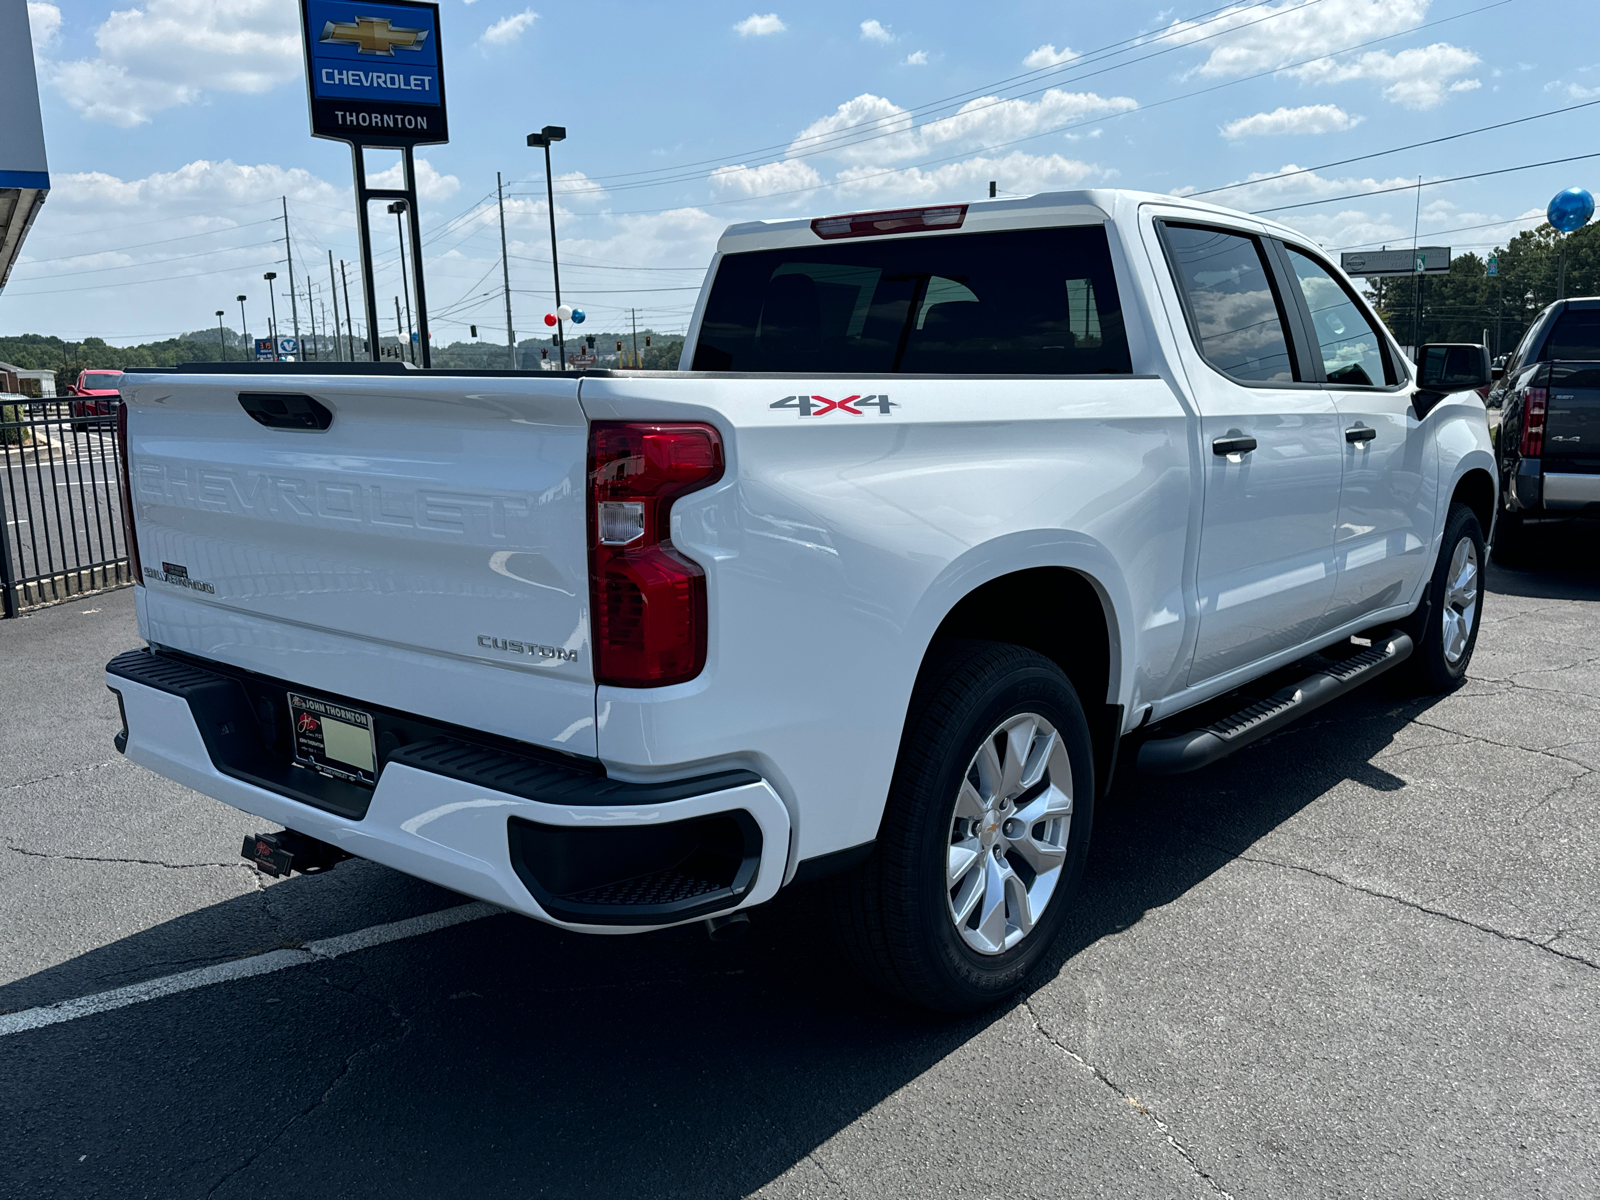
xmin=1285 ymin=248 xmax=1392 ymax=387
xmin=1541 ymin=308 xmax=1600 ymax=360
xmin=1162 ymin=224 xmax=1295 ymax=383
xmin=691 ymin=226 xmax=1132 ymax=374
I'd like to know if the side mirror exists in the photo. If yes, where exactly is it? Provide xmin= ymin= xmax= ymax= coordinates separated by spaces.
xmin=1417 ymin=343 xmax=1491 ymax=392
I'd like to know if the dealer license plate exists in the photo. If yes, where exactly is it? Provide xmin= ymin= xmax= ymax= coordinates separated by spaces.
xmin=287 ymin=693 xmax=377 ymax=785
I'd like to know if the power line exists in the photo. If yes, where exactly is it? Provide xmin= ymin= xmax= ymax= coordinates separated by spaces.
xmin=1251 ymin=150 xmax=1600 ymax=214
xmin=1193 ymin=95 xmax=1600 ymax=200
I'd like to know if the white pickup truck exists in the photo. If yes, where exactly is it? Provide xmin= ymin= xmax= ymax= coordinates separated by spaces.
xmin=107 ymin=189 xmax=1496 ymax=1010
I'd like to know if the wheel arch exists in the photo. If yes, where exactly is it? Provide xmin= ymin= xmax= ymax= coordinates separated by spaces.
xmin=1451 ymin=465 xmax=1496 ymax=535
xmin=907 ymin=540 xmax=1131 ymax=799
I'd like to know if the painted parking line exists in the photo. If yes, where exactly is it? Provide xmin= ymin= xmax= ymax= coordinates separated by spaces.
xmin=0 ymin=901 xmax=501 ymax=1038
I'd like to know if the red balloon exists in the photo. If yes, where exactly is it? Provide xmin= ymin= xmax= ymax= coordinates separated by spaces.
xmin=543 ymin=313 xmax=557 ymax=327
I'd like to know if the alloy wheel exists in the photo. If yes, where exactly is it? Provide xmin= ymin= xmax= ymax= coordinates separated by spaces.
xmin=945 ymin=712 xmax=1074 ymax=955
xmin=1442 ymin=535 xmax=1480 ymax=665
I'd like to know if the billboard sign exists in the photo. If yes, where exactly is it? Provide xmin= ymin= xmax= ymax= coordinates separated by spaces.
xmin=1340 ymin=246 xmax=1451 ymax=277
xmin=255 ymin=339 xmax=276 ymax=361
xmin=299 ymin=0 xmax=447 ymax=146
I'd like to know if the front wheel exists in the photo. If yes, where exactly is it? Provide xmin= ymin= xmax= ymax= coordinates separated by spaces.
xmin=828 ymin=640 xmax=1095 ymax=1012
xmin=1398 ymin=502 xmax=1485 ymax=693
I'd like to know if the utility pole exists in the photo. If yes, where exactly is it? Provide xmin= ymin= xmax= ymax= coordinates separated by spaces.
xmin=328 ymin=251 xmax=343 ymax=362
xmin=281 ymin=197 xmax=300 ymax=349
xmin=339 ymin=260 xmax=356 ymax=361
xmin=630 ymin=307 xmax=639 ymax=368
xmin=395 ymin=295 xmax=405 ymax=360
xmin=497 ymin=171 xmax=516 ymax=369
xmin=307 ymin=282 xmax=320 ymax=360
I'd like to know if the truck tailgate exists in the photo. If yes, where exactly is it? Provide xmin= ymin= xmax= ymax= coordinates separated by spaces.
xmin=1542 ymin=363 xmax=1600 ymax=473
xmin=123 ymin=370 xmax=598 ymax=757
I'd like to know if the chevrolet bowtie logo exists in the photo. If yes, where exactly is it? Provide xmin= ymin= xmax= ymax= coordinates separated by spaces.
xmin=320 ymin=16 xmax=428 ymax=55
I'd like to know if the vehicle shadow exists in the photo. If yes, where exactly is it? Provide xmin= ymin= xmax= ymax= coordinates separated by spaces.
xmin=1486 ymin=520 xmax=1600 ymax=601
xmin=3 ymin=686 xmax=1449 ymax=1200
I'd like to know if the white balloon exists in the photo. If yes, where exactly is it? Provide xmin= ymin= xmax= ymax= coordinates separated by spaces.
xmin=556 ymin=304 xmax=573 ymax=321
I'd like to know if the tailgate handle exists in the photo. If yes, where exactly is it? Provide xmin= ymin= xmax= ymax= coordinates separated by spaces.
xmin=239 ymin=393 xmax=333 ymax=431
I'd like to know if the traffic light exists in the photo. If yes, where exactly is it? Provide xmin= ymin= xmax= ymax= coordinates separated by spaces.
xmin=470 ymin=325 xmax=477 ymax=338
xmin=645 ymin=336 xmax=651 ymax=347
xmin=540 ymin=348 xmax=548 ymax=359
xmin=585 ymin=334 xmax=596 ymax=349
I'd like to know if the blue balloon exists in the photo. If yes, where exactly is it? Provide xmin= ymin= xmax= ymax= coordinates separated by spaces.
xmin=1548 ymin=187 xmax=1594 ymax=233
xmin=570 ymin=308 xmax=586 ymax=324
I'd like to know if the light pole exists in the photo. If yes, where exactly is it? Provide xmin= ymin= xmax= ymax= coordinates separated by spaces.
xmin=388 ymin=200 xmax=417 ymax=364
xmin=237 ymin=295 xmax=249 ymax=359
xmin=215 ymin=310 xmax=227 ymax=361
xmin=263 ymin=271 xmax=280 ymax=360
xmin=526 ymin=124 xmax=567 ymax=369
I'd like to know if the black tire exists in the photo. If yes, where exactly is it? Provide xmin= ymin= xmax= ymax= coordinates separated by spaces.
xmin=1398 ymin=502 xmax=1485 ymax=693
xmin=828 ymin=640 xmax=1095 ymax=1012
xmin=1490 ymin=506 xmax=1532 ymax=567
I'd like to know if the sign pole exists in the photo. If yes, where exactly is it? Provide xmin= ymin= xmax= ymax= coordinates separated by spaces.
xmin=403 ymin=146 xmax=432 ymax=367
xmin=350 ymin=145 xmax=382 ymax=360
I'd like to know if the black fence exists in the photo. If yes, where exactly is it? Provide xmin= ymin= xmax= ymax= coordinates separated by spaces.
xmin=0 ymin=397 xmax=132 ymax=617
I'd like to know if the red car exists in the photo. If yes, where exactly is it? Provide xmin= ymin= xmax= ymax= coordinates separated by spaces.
xmin=69 ymin=369 xmax=123 ymax=429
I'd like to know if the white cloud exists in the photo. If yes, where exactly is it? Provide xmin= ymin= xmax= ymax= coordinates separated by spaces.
xmin=27 ymin=2 xmax=60 ymax=51
xmin=39 ymin=0 xmax=300 ymax=126
xmin=1159 ymin=0 xmax=1481 ymax=109
xmin=1556 ymin=80 xmax=1600 ymax=100
xmin=834 ymin=150 xmax=1104 ymax=202
xmin=790 ymin=89 xmax=1137 ymax=165
xmin=709 ymin=160 xmax=824 ymax=200
xmin=734 ymin=13 xmax=786 ymax=36
xmin=368 ymin=159 xmax=462 ymax=202
xmin=1024 ymin=44 xmax=1077 ymax=69
xmin=1294 ymin=43 xmax=1481 ymax=109
xmin=1220 ymin=104 xmax=1362 ymax=138
xmin=905 ymin=50 xmax=928 ymax=65
xmin=860 ymin=19 xmax=893 ymax=43
xmin=1163 ymin=0 xmax=1430 ymax=77
xmin=480 ymin=9 xmax=537 ymax=45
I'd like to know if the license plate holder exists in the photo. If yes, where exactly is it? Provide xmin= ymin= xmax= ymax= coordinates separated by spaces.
xmin=288 ymin=692 xmax=377 ymax=786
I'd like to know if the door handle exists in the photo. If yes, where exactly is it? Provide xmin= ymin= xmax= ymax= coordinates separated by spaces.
xmin=1212 ymin=433 xmax=1257 ymax=455
xmin=1345 ymin=424 xmax=1377 ymax=443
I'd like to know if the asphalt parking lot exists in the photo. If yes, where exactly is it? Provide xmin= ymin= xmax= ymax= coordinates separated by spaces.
xmin=4 ymin=537 xmax=1599 ymax=1200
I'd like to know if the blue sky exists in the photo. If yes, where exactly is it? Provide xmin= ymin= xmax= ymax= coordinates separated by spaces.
xmin=7 ymin=0 xmax=1599 ymax=345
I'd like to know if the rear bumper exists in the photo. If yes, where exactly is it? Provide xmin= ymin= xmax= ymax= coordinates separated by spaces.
xmin=106 ymin=650 xmax=790 ymax=933
xmin=1542 ymin=472 xmax=1600 ymax=510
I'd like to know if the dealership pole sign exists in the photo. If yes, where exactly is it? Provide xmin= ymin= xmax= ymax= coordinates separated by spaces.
xmin=300 ymin=0 xmax=444 ymax=364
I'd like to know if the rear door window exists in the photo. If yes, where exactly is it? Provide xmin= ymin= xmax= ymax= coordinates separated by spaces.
xmin=1541 ymin=307 xmax=1600 ymax=360
xmin=1159 ymin=223 xmax=1298 ymax=384
xmin=691 ymin=225 xmax=1132 ymax=374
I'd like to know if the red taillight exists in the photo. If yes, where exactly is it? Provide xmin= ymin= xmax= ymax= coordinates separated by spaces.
xmin=116 ymin=401 xmax=144 ymax=586
xmin=588 ymin=422 xmax=724 ymax=686
xmin=811 ymin=204 xmax=967 ymax=240
xmin=1521 ymin=387 xmax=1548 ymax=457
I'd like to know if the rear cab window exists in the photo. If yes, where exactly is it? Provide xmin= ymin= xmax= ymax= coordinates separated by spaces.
xmin=691 ymin=225 xmax=1133 ymax=374
xmin=1540 ymin=306 xmax=1600 ymax=360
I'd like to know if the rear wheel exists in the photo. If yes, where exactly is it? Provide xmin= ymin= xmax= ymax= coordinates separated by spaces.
xmin=828 ymin=640 xmax=1094 ymax=1012
xmin=1399 ymin=502 xmax=1485 ymax=693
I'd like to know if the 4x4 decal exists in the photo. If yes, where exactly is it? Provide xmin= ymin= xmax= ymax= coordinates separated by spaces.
xmin=771 ymin=394 xmax=897 ymax=417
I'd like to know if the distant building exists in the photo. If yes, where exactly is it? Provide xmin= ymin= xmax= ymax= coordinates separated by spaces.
xmin=0 ymin=2 xmax=50 ymax=291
